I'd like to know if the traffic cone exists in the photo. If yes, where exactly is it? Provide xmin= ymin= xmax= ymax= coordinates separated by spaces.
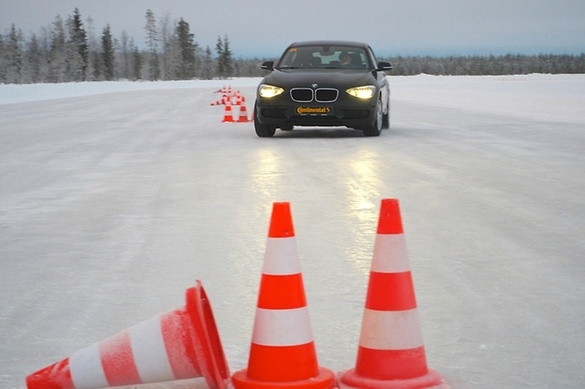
xmin=237 ymin=103 xmax=250 ymax=122
xmin=231 ymin=202 xmax=335 ymax=389
xmin=339 ymin=199 xmax=448 ymax=388
xmin=222 ymin=104 xmax=234 ymax=122
xmin=26 ymin=281 xmax=230 ymax=389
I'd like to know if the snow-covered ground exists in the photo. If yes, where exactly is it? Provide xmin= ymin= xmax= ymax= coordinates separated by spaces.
xmin=1 ymin=74 xmax=584 ymax=389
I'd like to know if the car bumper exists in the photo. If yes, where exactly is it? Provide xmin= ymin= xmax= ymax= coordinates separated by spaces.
xmin=256 ymin=99 xmax=377 ymax=129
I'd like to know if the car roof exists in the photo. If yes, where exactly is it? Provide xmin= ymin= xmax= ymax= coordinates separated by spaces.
xmin=286 ymin=40 xmax=371 ymax=49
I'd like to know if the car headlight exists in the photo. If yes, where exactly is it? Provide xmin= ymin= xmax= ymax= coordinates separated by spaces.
xmin=346 ymin=85 xmax=376 ymax=99
xmin=258 ymin=84 xmax=284 ymax=98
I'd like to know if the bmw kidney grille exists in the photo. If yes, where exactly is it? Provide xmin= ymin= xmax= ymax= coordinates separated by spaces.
xmin=290 ymin=88 xmax=339 ymax=103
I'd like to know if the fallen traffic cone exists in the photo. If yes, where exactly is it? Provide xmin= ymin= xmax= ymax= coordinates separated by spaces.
xmin=26 ymin=281 xmax=230 ymax=389
xmin=211 ymin=93 xmax=231 ymax=106
xmin=237 ymin=103 xmax=250 ymax=122
xmin=222 ymin=104 xmax=234 ymax=122
xmin=231 ymin=202 xmax=335 ymax=389
xmin=339 ymin=199 xmax=448 ymax=388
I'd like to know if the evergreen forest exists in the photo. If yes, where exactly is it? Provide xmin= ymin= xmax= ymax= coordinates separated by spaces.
xmin=1 ymin=8 xmax=584 ymax=84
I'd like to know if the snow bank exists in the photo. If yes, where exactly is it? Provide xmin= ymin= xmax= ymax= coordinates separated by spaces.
xmin=2 ymin=74 xmax=584 ymax=124
xmin=0 ymin=78 xmax=262 ymax=105
xmin=390 ymin=73 xmax=585 ymax=123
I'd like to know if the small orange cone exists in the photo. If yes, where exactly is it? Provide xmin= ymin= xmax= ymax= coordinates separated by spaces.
xmin=26 ymin=281 xmax=229 ymax=389
xmin=339 ymin=199 xmax=448 ymax=388
xmin=237 ymin=104 xmax=250 ymax=122
xmin=222 ymin=104 xmax=234 ymax=123
xmin=235 ymin=91 xmax=243 ymax=105
xmin=231 ymin=202 xmax=335 ymax=389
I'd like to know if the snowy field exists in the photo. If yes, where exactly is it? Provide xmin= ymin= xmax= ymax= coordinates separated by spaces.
xmin=1 ymin=74 xmax=584 ymax=389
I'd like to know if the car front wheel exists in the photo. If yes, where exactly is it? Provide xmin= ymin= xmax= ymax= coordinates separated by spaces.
xmin=382 ymin=99 xmax=390 ymax=129
xmin=254 ymin=106 xmax=276 ymax=137
xmin=363 ymin=99 xmax=383 ymax=137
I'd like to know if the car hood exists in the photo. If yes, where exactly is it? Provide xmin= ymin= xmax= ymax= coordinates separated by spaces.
xmin=261 ymin=69 xmax=376 ymax=89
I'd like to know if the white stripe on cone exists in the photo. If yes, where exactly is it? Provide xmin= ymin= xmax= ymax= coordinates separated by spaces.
xmin=69 ymin=342 xmax=109 ymax=388
xmin=69 ymin=312 xmax=178 ymax=388
xmin=262 ymin=237 xmax=302 ymax=275
xmin=252 ymin=307 xmax=314 ymax=346
xmin=371 ymin=234 xmax=410 ymax=273
xmin=359 ymin=308 xmax=424 ymax=350
xmin=130 ymin=314 xmax=175 ymax=382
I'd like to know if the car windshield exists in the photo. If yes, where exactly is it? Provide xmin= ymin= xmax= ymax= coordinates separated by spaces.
xmin=276 ymin=45 xmax=371 ymax=70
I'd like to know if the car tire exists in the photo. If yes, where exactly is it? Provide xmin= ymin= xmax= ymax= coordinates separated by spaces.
xmin=254 ymin=106 xmax=276 ymax=137
xmin=363 ymin=99 xmax=383 ymax=137
xmin=382 ymin=99 xmax=390 ymax=129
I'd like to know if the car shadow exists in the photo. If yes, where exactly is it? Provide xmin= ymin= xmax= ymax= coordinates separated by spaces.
xmin=272 ymin=128 xmax=371 ymax=138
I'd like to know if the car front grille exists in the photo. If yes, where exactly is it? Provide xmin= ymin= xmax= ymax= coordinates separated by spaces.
xmin=315 ymin=88 xmax=339 ymax=103
xmin=290 ymin=88 xmax=313 ymax=102
xmin=290 ymin=88 xmax=339 ymax=103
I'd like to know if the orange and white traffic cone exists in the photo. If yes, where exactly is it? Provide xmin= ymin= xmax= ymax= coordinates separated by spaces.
xmin=26 ymin=281 xmax=230 ymax=389
xmin=231 ymin=202 xmax=335 ymax=389
xmin=222 ymin=104 xmax=234 ymax=123
xmin=237 ymin=103 xmax=250 ymax=122
xmin=339 ymin=199 xmax=448 ymax=388
xmin=235 ymin=90 xmax=243 ymax=105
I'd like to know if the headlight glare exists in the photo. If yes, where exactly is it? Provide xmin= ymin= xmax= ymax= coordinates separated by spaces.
xmin=346 ymin=85 xmax=376 ymax=99
xmin=259 ymin=84 xmax=284 ymax=98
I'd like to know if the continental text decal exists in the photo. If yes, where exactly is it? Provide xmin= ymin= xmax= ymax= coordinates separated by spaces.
xmin=297 ymin=106 xmax=332 ymax=115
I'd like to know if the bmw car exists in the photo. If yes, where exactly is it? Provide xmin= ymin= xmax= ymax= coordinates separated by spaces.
xmin=254 ymin=40 xmax=392 ymax=137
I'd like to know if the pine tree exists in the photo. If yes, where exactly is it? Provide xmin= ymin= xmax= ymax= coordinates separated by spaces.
xmin=0 ymin=35 xmax=6 ymax=82
xmin=85 ymin=14 xmax=99 ymax=81
xmin=159 ymin=13 xmax=172 ymax=80
xmin=27 ymin=34 xmax=43 ymax=83
xmin=132 ymin=46 xmax=143 ymax=80
xmin=101 ymin=25 xmax=115 ymax=80
xmin=215 ymin=35 xmax=233 ymax=79
xmin=164 ymin=19 xmax=185 ymax=80
xmin=176 ymin=18 xmax=197 ymax=79
xmin=49 ymin=15 xmax=67 ymax=83
xmin=119 ymin=30 xmax=131 ymax=79
xmin=200 ymin=46 xmax=213 ymax=80
xmin=215 ymin=36 xmax=224 ymax=78
xmin=69 ymin=8 xmax=88 ymax=81
xmin=4 ymin=24 xmax=23 ymax=83
xmin=144 ymin=9 xmax=160 ymax=80
xmin=221 ymin=35 xmax=234 ymax=78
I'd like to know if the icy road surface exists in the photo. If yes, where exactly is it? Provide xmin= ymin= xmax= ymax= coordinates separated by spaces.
xmin=1 ymin=75 xmax=584 ymax=389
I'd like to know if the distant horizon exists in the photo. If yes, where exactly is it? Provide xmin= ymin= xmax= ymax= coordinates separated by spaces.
xmin=235 ymin=47 xmax=585 ymax=60
xmin=4 ymin=23 xmax=582 ymax=60
xmin=2 ymin=0 xmax=584 ymax=61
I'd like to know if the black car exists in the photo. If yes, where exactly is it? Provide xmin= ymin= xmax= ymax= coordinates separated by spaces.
xmin=254 ymin=40 xmax=392 ymax=137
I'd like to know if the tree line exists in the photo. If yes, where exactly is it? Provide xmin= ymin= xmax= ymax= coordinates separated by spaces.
xmin=383 ymin=53 xmax=585 ymax=76
xmin=0 ymin=8 xmax=237 ymax=84
xmin=1 ymin=8 xmax=584 ymax=84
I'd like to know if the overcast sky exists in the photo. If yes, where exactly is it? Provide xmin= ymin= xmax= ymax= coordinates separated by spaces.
xmin=2 ymin=0 xmax=584 ymax=58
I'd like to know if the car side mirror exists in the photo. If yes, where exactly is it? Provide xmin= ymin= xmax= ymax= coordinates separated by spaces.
xmin=377 ymin=61 xmax=393 ymax=71
xmin=261 ymin=61 xmax=274 ymax=71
